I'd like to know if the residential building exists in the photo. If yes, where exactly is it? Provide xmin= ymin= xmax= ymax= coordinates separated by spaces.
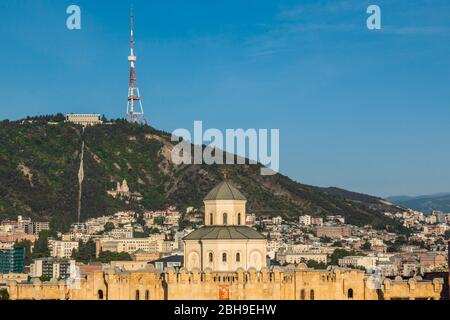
xmin=110 ymin=261 xmax=148 ymax=271
xmin=131 ymin=250 xmax=160 ymax=262
xmin=314 ymin=225 xmax=352 ymax=238
xmin=95 ymin=237 xmax=163 ymax=257
xmin=30 ymin=222 xmax=50 ymax=236
xmin=272 ymin=216 xmax=283 ymax=225
xmin=246 ymin=213 xmax=256 ymax=226
xmin=338 ymin=256 xmax=377 ymax=271
xmin=149 ymin=255 xmax=184 ymax=272
xmin=402 ymin=262 xmax=419 ymax=277
xmin=109 ymin=228 xmax=133 ymax=239
xmin=30 ymin=258 xmax=76 ymax=279
xmin=49 ymin=240 xmax=79 ymax=259
xmin=299 ymin=215 xmax=312 ymax=226
xmin=311 ymin=217 xmax=324 ymax=226
xmin=277 ymin=252 xmax=328 ymax=265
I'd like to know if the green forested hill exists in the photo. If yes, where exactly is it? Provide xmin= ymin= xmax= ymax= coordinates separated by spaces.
xmin=0 ymin=116 xmax=405 ymax=232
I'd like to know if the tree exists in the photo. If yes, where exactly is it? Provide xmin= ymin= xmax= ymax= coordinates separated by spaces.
xmin=0 ymin=289 xmax=9 ymax=300
xmin=103 ymin=222 xmax=115 ymax=233
xmin=394 ymin=236 xmax=407 ymax=246
xmin=306 ymin=260 xmax=327 ymax=270
xmin=444 ymin=230 xmax=450 ymax=240
xmin=39 ymin=275 xmax=51 ymax=282
xmin=332 ymin=241 xmax=343 ymax=247
xmin=387 ymin=245 xmax=398 ymax=253
xmin=149 ymin=227 xmax=161 ymax=235
xmin=33 ymin=230 xmax=57 ymax=259
xmin=135 ymin=212 xmax=145 ymax=226
xmin=154 ymin=217 xmax=165 ymax=226
xmin=385 ymin=236 xmax=409 ymax=253
xmin=178 ymin=220 xmax=195 ymax=231
xmin=72 ymin=239 xmax=96 ymax=264
xmin=96 ymin=251 xmax=132 ymax=264
xmin=133 ymin=231 xmax=147 ymax=239
xmin=320 ymin=236 xmax=332 ymax=244
xmin=346 ymin=264 xmax=367 ymax=272
xmin=361 ymin=241 xmax=372 ymax=250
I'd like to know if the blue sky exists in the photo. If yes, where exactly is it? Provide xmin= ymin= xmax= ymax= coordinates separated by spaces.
xmin=1 ymin=0 xmax=450 ymax=197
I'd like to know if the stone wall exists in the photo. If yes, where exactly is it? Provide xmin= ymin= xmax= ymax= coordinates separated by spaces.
xmin=6 ymin=264 xmax=443 ymax=300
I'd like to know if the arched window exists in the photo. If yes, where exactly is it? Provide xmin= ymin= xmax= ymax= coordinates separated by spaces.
xmin=223 ymin=213 xmax=228 ymax=225
xmin=310 ymin=290 xmax=315 ymax=301
xmin=145 ymin=290 xmax=150 ymax=300
xmin=300 ymin=289 xmax=305 ymax=300
xmin=222 ymin=253 xmax=227 ymax=262
xmin=348 ymin=289 xmax=354 ymax=299
xmin=236 ymin=252 xmax=241 ymax=262
xmin=210 ymin=213 xmax=214 ymax=225
xmin=237 ymin=213 xmax=242 ymax=225
xmin=136 ymin=290 xmax=140 ymax=301
xmin=98 ymin=290 xmax=104 ymax=300
xmin=209 ymin=252 xmax=214 ymax=263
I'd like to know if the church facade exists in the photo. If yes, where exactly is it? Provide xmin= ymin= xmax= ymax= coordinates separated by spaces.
xmin=183 ymin=181 xmax=267 ymax=272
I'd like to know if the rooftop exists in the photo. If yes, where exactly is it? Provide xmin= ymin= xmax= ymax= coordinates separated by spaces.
xmin=204 ymin=181 xmax=246 ymax=201
xmin=184 ymin=226 xmax=265 ymax=240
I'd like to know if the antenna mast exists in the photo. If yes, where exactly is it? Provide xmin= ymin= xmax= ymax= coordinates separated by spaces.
xmin=126 ymin=8 xmax=147 ymax=124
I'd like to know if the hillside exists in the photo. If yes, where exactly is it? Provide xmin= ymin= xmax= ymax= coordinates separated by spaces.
xmin=387 ymin=193 xmax=450 ymax=214
xmin=0 ymin=116 xmax=406 ymax=231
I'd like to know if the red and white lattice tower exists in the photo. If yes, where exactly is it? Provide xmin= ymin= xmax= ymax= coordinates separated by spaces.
xmin=126 ymin=9 xmax=147 ymax=124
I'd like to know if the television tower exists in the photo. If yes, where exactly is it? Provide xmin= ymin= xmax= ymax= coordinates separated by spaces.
xmin=126 ymin=9 xmax=147 ymax=124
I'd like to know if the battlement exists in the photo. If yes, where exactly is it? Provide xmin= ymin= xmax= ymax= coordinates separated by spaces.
xmin=5 ymin=264 xmax=444 ymax=301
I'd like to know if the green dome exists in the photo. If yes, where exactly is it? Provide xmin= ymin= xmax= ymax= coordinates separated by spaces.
xmin=204 ymin=181 xmax=246 ymax=201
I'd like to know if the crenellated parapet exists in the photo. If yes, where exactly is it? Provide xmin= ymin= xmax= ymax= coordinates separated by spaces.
xmin=381 ymin=276 xmax=443 ymax=300
xmin=163 ymin=266 xmax=292 ymax=286
xmin=6 ymin=265 xmax=444 ymax=301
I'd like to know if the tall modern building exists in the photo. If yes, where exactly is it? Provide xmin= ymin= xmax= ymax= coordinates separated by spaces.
xmin=0 ymin=247 xmax=25 ymax=274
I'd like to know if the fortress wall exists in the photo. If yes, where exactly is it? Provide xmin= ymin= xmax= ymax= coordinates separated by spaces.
xmin=163 ymin=267 xmax=292 ymax=300
xmin=6 ymin=266 xmax=443 ymax=300
xmin=292 ymin=267 xmax=371 ymax=300
xmin=382 ymin=278 xmax=443 ymax=300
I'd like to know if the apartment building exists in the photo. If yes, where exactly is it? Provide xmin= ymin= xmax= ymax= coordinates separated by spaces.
xmin=49 ymin=240 xmax=79 ymax=258
xmin=30 ymin=258 xmax=76 ymax=279
xmin=314 ymin=225 xmax=352 ymax=238
xmin=95 ymin=236 xmax=164 ymax=257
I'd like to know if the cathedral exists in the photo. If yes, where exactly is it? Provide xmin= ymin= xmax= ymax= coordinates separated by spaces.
xmin=183 ymin=180 xmax=267 ymax=272
xmin=5 ymin=180 xmax=445 ymax=300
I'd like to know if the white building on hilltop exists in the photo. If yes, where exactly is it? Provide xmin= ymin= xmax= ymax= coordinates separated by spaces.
xmin=65 ymin=114 xmax=103 ymax=126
